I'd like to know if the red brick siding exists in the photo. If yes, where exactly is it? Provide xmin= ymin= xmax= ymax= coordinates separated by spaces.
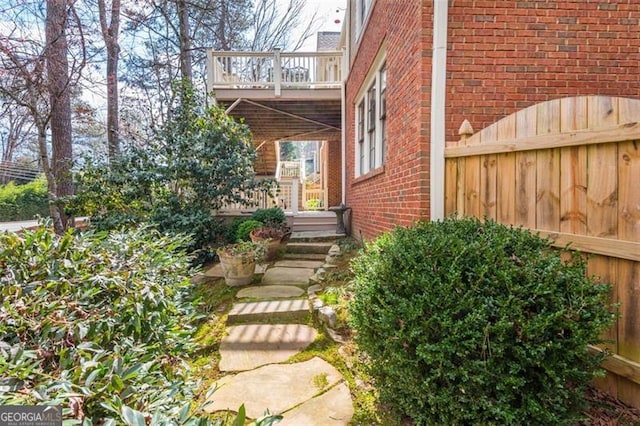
xmin=346 ymin=0 xmax=639 ymax=240
xmin=326 ymin=137 xmax=342 ymax=208
xmin=345 ymin=0 xmax=433 ymax=240
xmin=446 ymin=0 xmax=640 ymax=141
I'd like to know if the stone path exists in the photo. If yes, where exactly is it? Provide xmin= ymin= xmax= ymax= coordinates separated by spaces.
xmin=203 ymin=241 xmax=354 ymax=424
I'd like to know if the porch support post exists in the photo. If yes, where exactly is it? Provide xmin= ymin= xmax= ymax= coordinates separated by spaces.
xmin=273 ymin=48 xmax=282 ymax=98
xmin=291 ymin=177 xmax=299 ymax=215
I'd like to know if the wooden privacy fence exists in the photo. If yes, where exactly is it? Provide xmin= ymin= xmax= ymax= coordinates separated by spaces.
xmin=444 ymin=95 xmax=640 ymax=407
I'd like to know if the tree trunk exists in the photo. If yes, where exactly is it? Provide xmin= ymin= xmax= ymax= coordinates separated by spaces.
xmin=98 ymin=0 xmax=121 ymax=161
xmin=36 ymin=121 xmax=64 ymax=232
xmin=177 ymin=0 xmax=192 ymax=84
xmin=46 ymin=0 xmax=73 ymax=233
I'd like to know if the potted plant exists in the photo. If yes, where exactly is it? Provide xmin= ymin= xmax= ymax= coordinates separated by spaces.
xmin=249 ymin=226 xmax=290 ymax=261
xmin=216 ymin=240 xmax=266 ymax=286
xmin=248 ymin=207 xmax=292 ymax=261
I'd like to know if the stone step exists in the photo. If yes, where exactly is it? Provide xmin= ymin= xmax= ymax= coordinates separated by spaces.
xmin=236 ymin=285 xmax=305 ymax=299
xmin=290 ymin=231 xmax=343 ymax=242
xmin=273 ymin=259 xmax=325 ymax=269
xmin=262 ymin=267 xmax=315 ymax=287
xmin=286 ymin=242 xmax=334 ymax=255
xmin=219 ymin=324 xmax=317 ymax=372
xmin=227 ymin=299 xmax=310 ymax=324
xmin=205 ymin=357 xmax=352 ymax=422
xmin=292 ymin=222 xmax=338 ymax=232
xmin=292 ymin=216 xmax=337 ymax=233
xmin=282 ymin=253 xmax=328 ymax=261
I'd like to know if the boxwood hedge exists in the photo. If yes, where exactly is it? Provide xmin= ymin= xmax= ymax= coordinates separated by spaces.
xmin=349 ymin=217 xmax=615 ymax=425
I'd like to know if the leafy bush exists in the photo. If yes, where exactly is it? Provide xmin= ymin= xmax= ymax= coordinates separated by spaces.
xmin=305 ymin=198 xmax=321 ymax=210
xmin=225 ymin=216 xmax=249 ymax=243
xmin=0 ymin=225 xmax=213 ymax=423
xmin=69 ymin=88 xmax=273 ymax=261
xmin=251 ymin=207 xmax=286 ymax=227
xmin=236 ymin=219 xmax=263 ymax=242
xmin=349 ymin=217 xmax=615 ymax=425
xmin=0 ymin=176 xmax=49 ymax=221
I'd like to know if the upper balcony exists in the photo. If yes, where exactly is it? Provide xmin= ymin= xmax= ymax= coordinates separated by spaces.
xmin=206 ymin=49 xmax=343 ymax=101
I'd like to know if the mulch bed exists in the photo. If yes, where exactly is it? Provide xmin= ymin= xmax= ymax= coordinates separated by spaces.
xmin=579 ymin=386 xmax=640 ymax=425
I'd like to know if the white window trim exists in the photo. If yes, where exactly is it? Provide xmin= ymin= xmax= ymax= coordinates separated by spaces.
xmin=355 ymin=46 xmax=387 ymax=178
xmin=355 ymin=0 xmax=375 ymax=42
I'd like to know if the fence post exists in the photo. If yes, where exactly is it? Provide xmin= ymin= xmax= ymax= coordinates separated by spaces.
xmin=273 ymin=48 xmax=282 ymax=97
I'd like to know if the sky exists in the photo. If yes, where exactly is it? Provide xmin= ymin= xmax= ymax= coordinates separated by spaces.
xmin=296 ymin=0 xmax=347 ymax=51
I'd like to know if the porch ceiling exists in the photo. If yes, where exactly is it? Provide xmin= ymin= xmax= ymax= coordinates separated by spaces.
xmin=223 ymin=99 xmax=342 ymax=142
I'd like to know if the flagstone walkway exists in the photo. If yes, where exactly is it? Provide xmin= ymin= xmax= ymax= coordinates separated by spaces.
xmin=200 ymin=241 xmax=354 ymax=425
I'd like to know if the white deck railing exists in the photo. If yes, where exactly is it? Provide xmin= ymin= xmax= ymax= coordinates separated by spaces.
xmin=303 ymin=187 xmax=325 ymax=210
xmin=206 ymin=49 xmax=342 ymax=96
xmin=217 ymin=179 xmax=300 ymax=215
xmin=276 ymin=160 xmax=302 ymax=179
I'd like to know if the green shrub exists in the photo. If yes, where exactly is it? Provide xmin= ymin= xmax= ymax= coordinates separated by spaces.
xmin=236 ymin=219 xmax=263 ymax=242
xmin=0 ymin=225 xmax=215 ymax=423
xmin=349 ymin=217 xmax=615 ymax=425
xmin=306 ymin=198 xmax=321 ymax=209
xmin=251 ymin=207 xmax=286 ymax=227
xmin=226 ymin=216 xmax=249 ymax=243
xmin=69 ymin=87 xmax=273 ymax=261
xmin=0 ymin=176 xmax=49 ymax=221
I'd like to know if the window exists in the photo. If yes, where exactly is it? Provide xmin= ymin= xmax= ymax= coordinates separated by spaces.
xmin=356 ymin=0 xmax=373 ymax=37
xmin=357 ymin=101 xmax=365 ymax=175
xmin=379 ymin=63 xmax=387 ymax=161
xmin=355 ymin=59 xmax=387 ymax=177
xmin=367 ymin=83 xmax=376 ymax=170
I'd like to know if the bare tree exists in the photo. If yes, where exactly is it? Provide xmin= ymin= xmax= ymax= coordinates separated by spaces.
xmin=248 ymin=0 xmax=319 ymax=51
xmin=0 ymin=22 xmax=60 ymax=227
xmin=0 ymin=103 xmax=35 ymax=163
xmin=98 ymin=0 xmax=121 ymax=159
xmin=0 ymin=0 xmax=86 ymax=232
xmin=120 ymin=0 xmax=317 ymax=124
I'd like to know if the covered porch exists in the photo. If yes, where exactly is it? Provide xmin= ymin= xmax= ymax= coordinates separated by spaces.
xmin=206 ymin=48 xmax=344 ymax=216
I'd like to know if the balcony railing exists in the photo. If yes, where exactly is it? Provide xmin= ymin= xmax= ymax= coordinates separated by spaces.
xmin=216 ymin=178 xmax=301 ymax=215
xmin=206 ymin=49 xmax=342 ymax=96
xmin=276 ymin=160 xmax=302 ymax=179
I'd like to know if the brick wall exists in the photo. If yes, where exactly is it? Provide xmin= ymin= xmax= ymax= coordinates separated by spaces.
xmin=446 ymin=0 xmax=640 ymax=141
xmin=326 ymin=137 xmax=342 ymax=208
xmin=345 ymin=0 xmax=433 ymax=240
xmin=346 ymin=0 xmax=639 ymax=241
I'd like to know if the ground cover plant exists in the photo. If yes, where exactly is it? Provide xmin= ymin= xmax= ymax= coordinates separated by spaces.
xmin=0 ymin=225 xmax=214 ymax=423
xmin=349 ymin=217 xmax=616 ymax=425
xmin=0 ymin=224 xmax=285 ymax=424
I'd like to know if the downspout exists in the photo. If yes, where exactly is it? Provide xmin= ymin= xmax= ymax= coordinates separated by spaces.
xmin=340 ymin=3 xmax=349 ymax=206
xmin=430 ymin=0 xmax=448 ymax=220
xmin=341 ymin=63 xmax=347 ymax=205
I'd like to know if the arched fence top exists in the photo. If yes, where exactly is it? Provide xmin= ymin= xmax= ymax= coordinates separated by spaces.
xmin=447 ymin=96 xmax=640 ymax=158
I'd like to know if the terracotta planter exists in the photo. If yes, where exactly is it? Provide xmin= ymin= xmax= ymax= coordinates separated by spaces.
xmin=250 ymin=227 xmax=288 ymax=261
xmin=216 ymin=248 xmax=256 ymax=286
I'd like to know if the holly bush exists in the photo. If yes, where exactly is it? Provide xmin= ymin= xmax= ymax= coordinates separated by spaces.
xmin=349 ymin=217 xmax=615 ymax=425
xmin=69 ymin=88 xmax=273 ymax=262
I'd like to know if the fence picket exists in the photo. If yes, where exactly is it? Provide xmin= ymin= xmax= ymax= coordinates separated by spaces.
xmin=446 ymin=96 xmax=640 ymax=406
